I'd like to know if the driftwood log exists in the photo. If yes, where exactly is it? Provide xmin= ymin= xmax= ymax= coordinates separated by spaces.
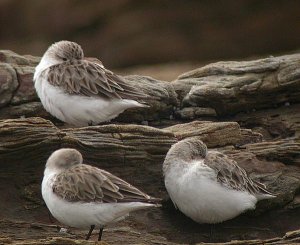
xmin=0 ymin=50 xmax=300 ymax=244
xmin=2 ymin=226 xmax=300 ymax=245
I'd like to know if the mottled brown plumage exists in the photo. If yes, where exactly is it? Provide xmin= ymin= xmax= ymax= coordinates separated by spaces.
xmin=42 ymin=58 xmax=148 ymax=100
xmin=203 ymin=151 xmax=273 ymax=196
xmin=49 ymin=152 xmax=159 ymax=204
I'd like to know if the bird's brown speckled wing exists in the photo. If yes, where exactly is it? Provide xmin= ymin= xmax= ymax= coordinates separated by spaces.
xmin=44 ymin=59 xmax=148 ymax=100
xmin=204 ymin=151 xmax=273 ymax=196
xmin=52 ymin=164 xmax=158 ymax=203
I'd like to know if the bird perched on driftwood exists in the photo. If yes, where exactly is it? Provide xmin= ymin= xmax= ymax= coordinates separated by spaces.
xmin=163 ymin=137 xmax=275 ymax=224
xmin=42 ymin=148 xmax=160 ymax=241
xmin=34 ymin=41 xmax=149 ymax=126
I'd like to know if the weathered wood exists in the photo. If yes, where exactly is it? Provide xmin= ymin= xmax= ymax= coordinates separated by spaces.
xmin=1 ymin=52 xmax=299 ymax=123
xmin=172 ymin=54 xmax=300 ymax=116
xmin=0 ymin=63 xmax=18 ymax=108
xmin=165 ymin=120 xmax=242 ymax=146
xmin=0 ymin=117 xmax=176 ymax=197
xmin=1 ymin=116 xmax=300 ymax=244
xmin=232 ymin=103 xmax=300 ymax=139
xmin=1 ymin=117 xmax=299 ymax=211
xmin=2 ymin=219 xmax=300 ymax=245
xmin=0 ymin=50 xmax=300 ymax=244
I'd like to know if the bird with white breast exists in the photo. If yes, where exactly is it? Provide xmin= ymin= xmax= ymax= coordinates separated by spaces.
xmin=34 ymin=41 xmax=149 ymax=126
xmin=163 ymin=137 xmax=275 ymax=224
xmin=42 ymin=148 xmax=160 ymax=241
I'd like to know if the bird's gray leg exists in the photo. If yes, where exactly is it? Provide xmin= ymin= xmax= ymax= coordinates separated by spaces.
xmin=98 ymin=227 xmax=104 ymax=241
xmin=209 ymin=224 xmax=215 ymax=242
xmin=48 ymin=210 xmax=54 ymax=223
xmin=85 ymin=225 xmax=95 ymax=240
xmin=47 ymin=210 xmax=61 ymax=231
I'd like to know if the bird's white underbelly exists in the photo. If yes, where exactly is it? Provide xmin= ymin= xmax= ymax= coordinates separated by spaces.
xmin=41 ymin=174 xmax=154 ymax=229
xmin=34 ymin=77 xmax=144 ymax=126
xmin=164 ymin=161 xmax=257 ymax=224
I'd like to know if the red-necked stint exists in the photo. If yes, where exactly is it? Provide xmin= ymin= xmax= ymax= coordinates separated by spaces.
xmin=34 ymin=41 xmax=148 ymax=126
xmin=163 ymin=137 xmax=275 ymax=224
xmin=42 ymin=148 xmax=160 ymax=241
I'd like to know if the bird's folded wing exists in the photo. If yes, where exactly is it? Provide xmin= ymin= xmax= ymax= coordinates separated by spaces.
xmin=52 ymin=164 xmax=158 ymax=203
xmin=45 ymin=60 xmax=148 ymax=100
xmin=204 ymin=151 xmax=273 ymax=196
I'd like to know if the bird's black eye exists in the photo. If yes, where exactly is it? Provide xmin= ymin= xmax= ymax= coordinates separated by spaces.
xmin=62 ymin=57 xmax=67 ymax=61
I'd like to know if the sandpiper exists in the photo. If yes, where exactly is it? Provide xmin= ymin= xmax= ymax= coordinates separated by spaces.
xmin=42 ymin=148 xmax=160 ymax=241
xmin=34 ymin=41 xmax=149 ymax=126
xmin=163 ymin=137 xmax=274 ymax=224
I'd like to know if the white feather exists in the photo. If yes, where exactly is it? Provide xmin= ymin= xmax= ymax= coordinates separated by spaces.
xmin=164 ymin=160 xmax=257 ymax=224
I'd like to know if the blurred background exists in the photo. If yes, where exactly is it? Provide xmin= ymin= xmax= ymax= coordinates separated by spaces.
xmin=0 ymin=0 xmax=299 ymax=80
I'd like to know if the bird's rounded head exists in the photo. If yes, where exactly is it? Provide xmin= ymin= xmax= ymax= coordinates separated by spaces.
xmin=45 ymin=148 xmax=83 ymax=173
xmin=163 ymin=136 xmax=208 ymax=174
xmin=45 ymin=40 xmax=84 ymax=63
xmin=34 ymin=40 xmax=84 ymax=80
